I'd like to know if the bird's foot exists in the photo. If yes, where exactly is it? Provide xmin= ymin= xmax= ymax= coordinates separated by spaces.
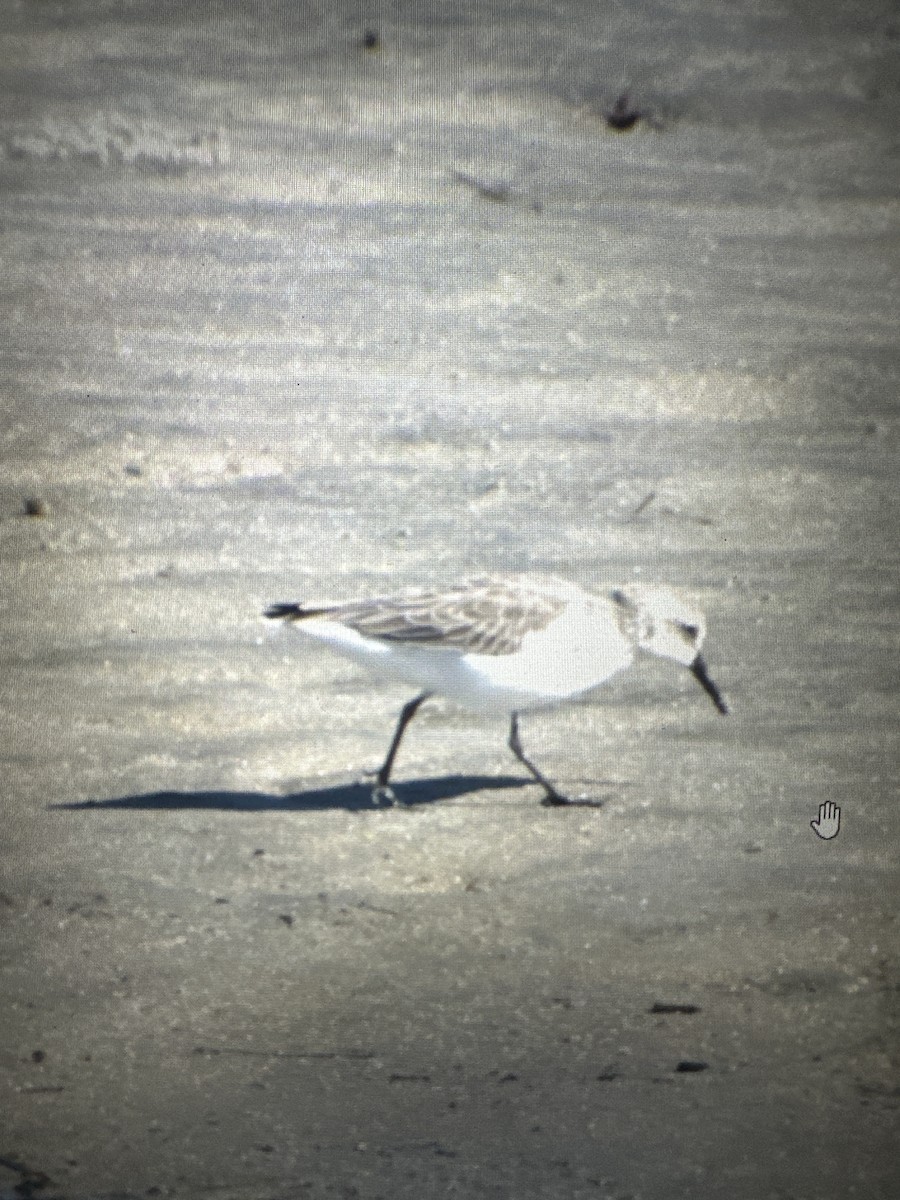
xmin=541 ymin=790 xmax=604 ymax=808
xmin=540 ymin=788 xmax=571 ymax=806
xmin=369 ymin=781 xmax=394 ymax=806
xmin=368 ymin=782 xmax=409 ymax=808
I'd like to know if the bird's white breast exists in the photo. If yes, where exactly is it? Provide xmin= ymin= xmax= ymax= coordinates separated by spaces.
xmin=460 ymin=596 xmax=633 ymax=710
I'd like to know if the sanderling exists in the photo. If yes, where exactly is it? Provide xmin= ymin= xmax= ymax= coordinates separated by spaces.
xmin=265 ymin=575 xmax=729 ymax=807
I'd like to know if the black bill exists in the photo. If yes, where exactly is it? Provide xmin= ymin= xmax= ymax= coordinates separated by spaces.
xmin=690 ymin=654 xmax=729 ymax=715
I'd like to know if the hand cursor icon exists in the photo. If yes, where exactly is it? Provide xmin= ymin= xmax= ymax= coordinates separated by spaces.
xmin=810 ymin=801 xmax=840 ymax=840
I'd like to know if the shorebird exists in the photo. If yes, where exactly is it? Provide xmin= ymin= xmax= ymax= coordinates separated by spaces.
xmin=265 ymin=575 xmax=729 ymax=806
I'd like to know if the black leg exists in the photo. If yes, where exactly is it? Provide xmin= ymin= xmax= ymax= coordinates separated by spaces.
xmin=375 ymin=692 xmax=432 ymax=790
xmin=507 ymin=712 xmax=570 ymax=806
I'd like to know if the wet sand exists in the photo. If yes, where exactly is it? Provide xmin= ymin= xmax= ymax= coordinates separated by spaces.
xmin=1 ymin=2 xmax=898 ymax=1197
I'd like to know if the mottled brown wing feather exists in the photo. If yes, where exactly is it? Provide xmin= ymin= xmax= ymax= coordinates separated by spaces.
xmin=331 ymin=579 xmax=566 ymax=656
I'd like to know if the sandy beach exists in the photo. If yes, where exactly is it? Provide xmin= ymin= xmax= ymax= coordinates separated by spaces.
xmin=1 ymin=2 xmax=898 ymax=1197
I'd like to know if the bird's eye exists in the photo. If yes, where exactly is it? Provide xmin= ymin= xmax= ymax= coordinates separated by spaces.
xmin=676 ymin=622 xmax=700 ymax=641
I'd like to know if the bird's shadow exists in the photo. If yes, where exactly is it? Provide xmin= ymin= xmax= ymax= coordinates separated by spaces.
xmin=49 ymin=774 xmax=533 ymax=814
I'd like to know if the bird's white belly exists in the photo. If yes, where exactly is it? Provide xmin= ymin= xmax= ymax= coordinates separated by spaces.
xmin=294 ymin=603 xmax=633 ymax=714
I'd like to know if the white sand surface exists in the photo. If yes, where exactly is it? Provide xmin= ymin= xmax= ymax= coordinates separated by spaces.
xmin=1 ymin=2 xmax=898 ymax=1197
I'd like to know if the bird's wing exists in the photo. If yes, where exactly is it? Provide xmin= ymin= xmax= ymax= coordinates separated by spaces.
xmin=329 ymin=578 xmax=568 ymax=656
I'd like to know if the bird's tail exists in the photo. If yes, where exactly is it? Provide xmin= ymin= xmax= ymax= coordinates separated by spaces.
xmin=264 ymin=602 xmax=333 ymax=621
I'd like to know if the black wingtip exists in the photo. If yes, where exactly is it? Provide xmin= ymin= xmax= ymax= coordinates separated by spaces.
xmin=264 ymin=602 xmax=334 ymax=622
xmin=264 ymin=603 xmax=303 ymax=621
